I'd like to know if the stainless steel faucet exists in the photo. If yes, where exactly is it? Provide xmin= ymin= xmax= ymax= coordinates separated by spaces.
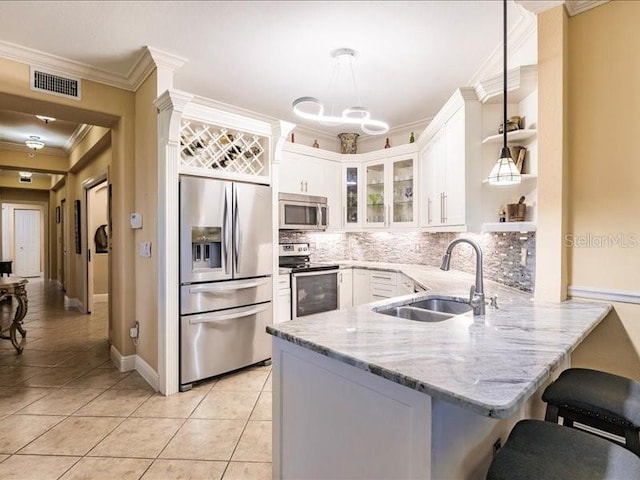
xmin=440 ymin=238 xmax=486 ymax=315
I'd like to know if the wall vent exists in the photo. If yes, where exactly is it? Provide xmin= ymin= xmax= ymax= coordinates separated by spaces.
xmin=19 ymin=177 xmax=32 ymax=184
xmin=30 ymin=66 xmax=81 ymax=100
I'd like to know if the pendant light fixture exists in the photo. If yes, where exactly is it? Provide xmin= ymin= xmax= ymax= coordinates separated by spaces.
xmin=25 ymin=135 xmax=45 ymax=151
xmin=488 ymin=0 xmax=521 ymax=185
xmin=292 ymin=48 xmax=389 ymax=135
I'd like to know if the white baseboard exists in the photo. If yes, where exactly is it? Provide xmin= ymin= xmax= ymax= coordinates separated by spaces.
xmin=135 ymin=355 xmax=160 ymax=392
xmin=568 ymin=285 xmax=640 ymax=305
xmin=110 ymin=344 xmax=136 ymax=371
xmin=109 ymin=345 xmax=159 ymax=392
xmin=93 ymin=293 xmax=109 ymax=303
xmin=64 ymin=296 xmax=82 ymax=311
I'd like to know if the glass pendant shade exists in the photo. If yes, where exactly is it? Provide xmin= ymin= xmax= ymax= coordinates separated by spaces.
xmin=488 ymin=147 xmax=521 ymax=185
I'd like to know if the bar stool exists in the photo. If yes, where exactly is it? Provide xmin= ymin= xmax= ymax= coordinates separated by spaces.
xmin=486 ymin=419 xmax=640 ymax=480
xmin=542 ymin=368 xmax=640 ymax=455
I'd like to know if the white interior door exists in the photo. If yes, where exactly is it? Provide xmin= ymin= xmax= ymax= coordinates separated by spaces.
xmin=15 ymin=209 xmax=41 ymax=277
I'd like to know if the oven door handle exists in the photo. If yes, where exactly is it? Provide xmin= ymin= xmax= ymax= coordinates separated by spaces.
xmin=188 ymin=304 xmax=269 ymax=324
xmin=292 ymin=269 xmax=339 ymax=278
xmin=188 ymin=278 xmax=270 ymax=294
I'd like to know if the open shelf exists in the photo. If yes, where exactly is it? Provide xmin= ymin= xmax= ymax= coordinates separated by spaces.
xmin=481 ymin=222 xmax=536 ymax=232
xmin=483 ymin=129 xmax=537 ymax=145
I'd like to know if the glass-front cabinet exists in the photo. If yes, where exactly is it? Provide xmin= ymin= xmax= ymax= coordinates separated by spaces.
xmin=365 ymin=162 xmax=386 ymax=227
xmin=342 ymin=164 xmax=361 ymax=228
xmin=391 ymin=158 xmax=415 ymax=226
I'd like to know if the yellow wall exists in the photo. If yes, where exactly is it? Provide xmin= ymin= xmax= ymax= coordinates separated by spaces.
xmin=134 ymin=71 xmax=159 ymax=371
xmin=0 ymin=56 xmax=137 ymax=358
xmin=565 ymin=1 xmax=640 ymax=378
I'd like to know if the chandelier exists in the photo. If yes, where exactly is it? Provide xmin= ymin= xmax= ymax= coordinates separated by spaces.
xmin=292 ymin=48 xmax=389 ymax=135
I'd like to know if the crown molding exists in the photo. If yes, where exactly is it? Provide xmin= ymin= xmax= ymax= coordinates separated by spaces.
xmin=293 ymin=124 xmax=340 ymax=143
xmin=474 ymin=64 xmax=537 ymax=104
xmin=128 ymin=47 xmax=188 ymax=91
xmin=64 ymin=124 xmax=92 ymax=153
xmin=516 ymin=0 xmax=609 ymax=16
xmin=0 ymin=41 xmax=188 ymax=93
xmin=0 ymin=140 xmax=66 ymax=157
xmin=468 ymin=5 xmax=537 ymax=87
xmin=564 ymin=0 xmax=609 ymax=16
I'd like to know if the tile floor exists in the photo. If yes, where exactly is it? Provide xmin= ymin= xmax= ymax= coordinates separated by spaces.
xmin=0 ymin=279 xmax=272 ymax=479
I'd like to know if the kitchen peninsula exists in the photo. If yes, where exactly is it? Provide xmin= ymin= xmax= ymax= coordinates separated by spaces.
xmin=267 ymin=264 xmax=611 ymax=480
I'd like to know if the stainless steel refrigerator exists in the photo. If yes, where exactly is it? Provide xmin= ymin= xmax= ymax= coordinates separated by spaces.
xmin=179 ymin=175 xmax=273 ymax=390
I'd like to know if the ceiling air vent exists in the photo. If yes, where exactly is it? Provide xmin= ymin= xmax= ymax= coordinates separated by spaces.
xmin=30 ymin=66 xmax=81 ymax=100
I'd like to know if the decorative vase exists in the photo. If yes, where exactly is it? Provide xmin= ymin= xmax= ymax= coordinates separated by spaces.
xmin=338 ymin=133 xmax=359 ymax=154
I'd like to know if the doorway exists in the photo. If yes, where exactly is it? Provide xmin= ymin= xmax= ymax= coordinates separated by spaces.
xmin=14 ymin=209 xmax=41 ymax=277
xmin=85 ymin=179 xmax=109 ymax=314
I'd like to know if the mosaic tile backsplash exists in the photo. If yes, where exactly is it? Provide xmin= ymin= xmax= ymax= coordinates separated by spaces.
xmin=279 ymin=231 xmax=536 ymax=292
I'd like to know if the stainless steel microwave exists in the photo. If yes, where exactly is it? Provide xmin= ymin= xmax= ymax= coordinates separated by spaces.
xmin=279 ymin=192 xmax=328 ymax=230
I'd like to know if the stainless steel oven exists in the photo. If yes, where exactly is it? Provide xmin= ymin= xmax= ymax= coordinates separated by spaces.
xmin=279 ymin=193 xmax=328 ymax=230
xmin=292 ymin=269 xmax=339 ymax=319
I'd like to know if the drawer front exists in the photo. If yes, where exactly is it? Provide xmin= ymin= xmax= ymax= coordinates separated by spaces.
xmin=181 ymin=277 xmax=272 ymax=315
xmin=180 ymin=303 xmax=272 ymax=384
xmin=278 ymin=274 xmax=291 ymax=290
xmin=369 ymin=270 xmax=398 ymax=287
xmin=370 ymin=284 xmax=397 ymax=300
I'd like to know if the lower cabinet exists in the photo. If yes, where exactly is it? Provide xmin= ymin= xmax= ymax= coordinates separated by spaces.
xmin=338 ymin=269 xmax=353 ymax=309
xmin=399 ymin=274 xmax=415 ymax=295
xmin=353 ymin=269 xmax=370 ymax=306
xmin=276 ymin=274 xmax=292 ymax=323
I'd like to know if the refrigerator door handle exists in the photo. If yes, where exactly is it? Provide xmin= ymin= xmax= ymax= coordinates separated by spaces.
xmin=234 ymin=190 xmax=240 ymax=272
xmin=188 ymin=278 xmax=270 ymax=294
xmin=223 ymin=187 xmax=230 ymax=274
xmin=188 ymin=304 xmax=270 ymax=324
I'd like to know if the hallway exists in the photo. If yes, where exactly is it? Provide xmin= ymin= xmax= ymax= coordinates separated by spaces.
xmin=0 ymin=280 xmax=272 ymax=479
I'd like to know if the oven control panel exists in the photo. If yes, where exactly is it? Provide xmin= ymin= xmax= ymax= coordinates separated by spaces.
xmin=279 ymin=243 xmax=309 ymax=256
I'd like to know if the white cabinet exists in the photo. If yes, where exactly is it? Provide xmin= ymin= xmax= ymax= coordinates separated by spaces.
xmin=364 ymin=155 xmax=417 ymax=229
xmin=369 ymin=270 xmax=398 ymax=301
xmin=399 ymin=274 xmax=415 ymax=295
xmin=279 ymin=145 xmax=343 ymax=231
xmin=353 ymin=269 xmax=370 ymax=306
xmin=338 ymin=269 xmax=353 ymax=309
xmin=418 ymin=88 xmax=482 ymax=230
xmin=276 ymin=274 xmax=291 ymax=323
xmin=342 ymin=164 xmax=362 ymax=229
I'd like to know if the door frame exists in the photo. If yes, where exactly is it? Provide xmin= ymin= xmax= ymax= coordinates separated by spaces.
xmin=1 ymin=201 xmax=47 ymax=278
xmin=14 ymin=208 xmax=42 ymax=277
xmin=82 ymin=172 xmax=109 ymax=314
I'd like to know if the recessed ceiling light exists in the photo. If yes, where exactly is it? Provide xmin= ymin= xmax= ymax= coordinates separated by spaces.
xmin=18 ymin=171 xmax=32 ymax=178
xmin=25 ymin=135 xmax=45 ymax=150
xmin=35 ymin=115 xmax=56 ymax=124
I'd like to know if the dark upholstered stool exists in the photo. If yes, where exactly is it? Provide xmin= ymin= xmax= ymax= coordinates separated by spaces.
xmin=542 ymin=368 xmax=640 ymax=455
xmin=487 ymin=419 xmax=640 ymax=480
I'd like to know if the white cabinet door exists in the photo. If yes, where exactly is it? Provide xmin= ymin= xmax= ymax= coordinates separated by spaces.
xmin=443 ymin=108 xmax=466 ymax=226
xmin=324 ymin=161 xmax=342 ymax=231
xmin=342 ymin=164 xmax=362 ymax=229
xmin=420 ymin=130 xmax=445 ymax=227
xmin=352 ymin=269 xmax=370 ymax=306
xmin=276 ymin=289 xmax=292 ymax=323
xmin=389 ymin=155 xmax=418 ymax=228
xmin=338 ymin=269 xmax=353 ymax=309
xmin=399 ymin=274 xmax=415 ymax=295
xmin=280 ymin=153 xmax=306 ymax=194
xmin=364 ymin=161 xmax=387 ymax=228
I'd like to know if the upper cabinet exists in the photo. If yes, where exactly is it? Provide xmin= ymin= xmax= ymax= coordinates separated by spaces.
xmin=342 ymin=164 xmax=361 ymax=229
xmin=364 ymin=154 xmax=417 ymax=229
xmin=418 ymin=88 xmax=482 ymax=231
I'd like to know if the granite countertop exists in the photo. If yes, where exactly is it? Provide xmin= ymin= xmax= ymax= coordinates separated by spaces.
xmin=267 ymin=261 xmax=612 ymax=418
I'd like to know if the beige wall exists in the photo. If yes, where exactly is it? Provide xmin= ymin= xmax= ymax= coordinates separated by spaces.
xmin=0 ymin=56 xmax=137 ymax=358
xmin=134 ymin=71 xmax=159 ymax=371
xmin=564 ymin=1 xmax=640 ymax=378
xmin=51 ymin=183 xmax=66 ymax=285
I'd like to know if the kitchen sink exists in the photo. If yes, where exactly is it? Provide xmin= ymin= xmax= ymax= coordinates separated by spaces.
xmin=377 ymin=306 xmax=454 ymax=322
xmin=375 ymin=295 xmax=473 ymax=322
xmin=406 ymin=298 xmax=473 ymax=315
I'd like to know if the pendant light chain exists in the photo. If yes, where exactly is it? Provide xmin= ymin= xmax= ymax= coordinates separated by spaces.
xmin=503 ymin=0 xmax=508 ymax=153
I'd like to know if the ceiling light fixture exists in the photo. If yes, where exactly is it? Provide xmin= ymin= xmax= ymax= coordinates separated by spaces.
xmin=25 ymin=135 xmax=45 ymax=150
xmin=292 ymin=48 xmax=389 ymax=135
xmin=488 ymin=0 xmax=521 ymax=186
xmin=18 ymin=171 xmax=32 ymax=179
xmin=36 ymin=115 xmax=56 ymax=124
